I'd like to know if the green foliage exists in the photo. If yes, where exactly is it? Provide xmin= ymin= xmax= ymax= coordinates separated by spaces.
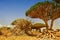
xmin=0 ymin=27 xmax=11 ymax=30
xmin=52 ymin=0 xmax=60 ymax=3
xmin=57 ymin=3 xmax=60 ymax=7
xmin=26 ymin=2 xmax=42 ymax=16
xmin=33 ymin=23 xmax=46 ymax=27
xmin=11 ymin=19 xmax=32 ymax=30
xmin=26 ymin=1 xmax=55 ymax=16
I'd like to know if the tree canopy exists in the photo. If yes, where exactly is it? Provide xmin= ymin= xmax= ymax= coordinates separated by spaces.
xmin=33 ymin=23 xmax=46 ymax=27
xmin=52 ymin=0 xmax=60 ymax=3
xmin=26 ymin=1 xmax=60 ymax=31
xmin=11 ymin=19 xmax=32 ymax=30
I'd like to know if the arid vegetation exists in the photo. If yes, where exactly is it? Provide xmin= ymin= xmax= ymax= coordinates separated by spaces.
xmin=0 ymin=18 xmax=60 ymax=40
xmin=0 ymin=0 xmax=60 ymax=40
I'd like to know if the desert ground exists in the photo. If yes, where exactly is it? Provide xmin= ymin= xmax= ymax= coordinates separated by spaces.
xmin=0 ymin=30 xmax=60 ymax=40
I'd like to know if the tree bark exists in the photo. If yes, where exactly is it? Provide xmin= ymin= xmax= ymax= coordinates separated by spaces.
xmin=39 ymin=29 xmax=41 ymax=33
xmin=50 ymin=20 xmax=54 ymax=30
xmin=25 ymin=28 xmax=37 ymax=36
xmin=44 ymin=20 xmax=49 ymax=32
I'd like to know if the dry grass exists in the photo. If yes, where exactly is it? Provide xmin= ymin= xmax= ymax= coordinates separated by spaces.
xmin=0 ymin=35 xmax=60 ymax=40
xmin=0 ymin=35 xmax=38 ymax=40
xmin=0 ymin=27 xmax=60 ymax=40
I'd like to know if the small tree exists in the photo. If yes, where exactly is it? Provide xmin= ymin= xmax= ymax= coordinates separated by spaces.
xmin=11 ymin=19 xmax=31 ymax=30
xmin=11 ymin=19 xmax=32 ymax=35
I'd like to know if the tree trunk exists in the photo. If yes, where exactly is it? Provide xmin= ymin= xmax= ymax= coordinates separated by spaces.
xmin=39 ymin=29 xmax=41 ymax=33
xmin=25 ymin=28 xmax=37 ymax=36
xmin=44 ymin=20 xmax=49 ymax=32
xmin=50 ymin=20 xmax=54 ymax=30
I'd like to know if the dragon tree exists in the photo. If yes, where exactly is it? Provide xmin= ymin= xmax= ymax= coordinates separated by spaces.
xmin=26 ymin=0 xmax=60 ymax=32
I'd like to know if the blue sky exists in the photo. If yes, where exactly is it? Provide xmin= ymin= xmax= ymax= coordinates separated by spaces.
xmin=0 ymin=0 xmax=60 ymax=29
